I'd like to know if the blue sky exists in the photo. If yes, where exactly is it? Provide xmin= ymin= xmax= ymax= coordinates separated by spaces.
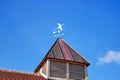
xmin=0 ymin=0 xmax=120 ymax=80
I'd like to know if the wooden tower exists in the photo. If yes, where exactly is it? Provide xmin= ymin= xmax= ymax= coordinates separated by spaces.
xmin=34 ymin=38 xmax=90 ymax=80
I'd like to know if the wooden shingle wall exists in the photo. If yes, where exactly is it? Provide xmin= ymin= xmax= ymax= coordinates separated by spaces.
xmin=50 ymin=60 xmax=66 ymax=78
xmin=49 ymin=60 xmax=86 ymax=80
xmin=69 ymin=64 xmax=85 ymax=79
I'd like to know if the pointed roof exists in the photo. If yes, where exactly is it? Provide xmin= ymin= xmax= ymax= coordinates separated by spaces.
xmin=34 ymin=38 xmax=90 ymax=72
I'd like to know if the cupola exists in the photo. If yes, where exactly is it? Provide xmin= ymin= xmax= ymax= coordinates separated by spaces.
xmin=34 ymin=38 xmax=90 ymax=80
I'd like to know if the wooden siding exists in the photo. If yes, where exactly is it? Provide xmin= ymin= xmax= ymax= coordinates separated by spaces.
xmin=69 ymin=64 xmax=85 ymax=79
xmin=50 ymin=60 xmax=66 ymax=78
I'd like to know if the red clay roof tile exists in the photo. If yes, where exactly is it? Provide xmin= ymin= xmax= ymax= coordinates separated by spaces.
xmin=0 ymin=70 xmax=46 ymax=80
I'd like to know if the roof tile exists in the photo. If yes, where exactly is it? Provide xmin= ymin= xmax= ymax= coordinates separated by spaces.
xmin=0 ymin=70 xmax=46 ymax=80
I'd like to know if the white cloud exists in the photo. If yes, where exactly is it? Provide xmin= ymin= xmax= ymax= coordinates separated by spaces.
xmin=98 ymin=50 xmax=120 ymax=65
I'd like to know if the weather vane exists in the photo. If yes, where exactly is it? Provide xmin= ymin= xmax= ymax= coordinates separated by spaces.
xmin=53 ymin=23 xmax=64 ymax=37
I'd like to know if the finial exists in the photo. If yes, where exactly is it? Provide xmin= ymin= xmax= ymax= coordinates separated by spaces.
xmin=53 ymin=23 xmax=64 ymax=38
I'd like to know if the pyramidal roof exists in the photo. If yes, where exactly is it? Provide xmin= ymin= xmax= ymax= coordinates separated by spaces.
xmin=34 ymin=38 xmax=90 ymax=72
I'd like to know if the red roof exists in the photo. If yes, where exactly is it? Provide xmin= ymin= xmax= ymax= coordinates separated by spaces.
xmin=35 ymin=38 xmax=90 ymax=72
xmin=0 ymin=70 xmax=46 ymax=80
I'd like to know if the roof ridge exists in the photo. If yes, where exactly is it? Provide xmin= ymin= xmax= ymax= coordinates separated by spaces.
xmin=0 ymin=69 xmax=40 ymax=76
xmin=60 ymin=39 xmax=90 ymax=65
xmin=64 ymin=40 xmax=90 ymax=63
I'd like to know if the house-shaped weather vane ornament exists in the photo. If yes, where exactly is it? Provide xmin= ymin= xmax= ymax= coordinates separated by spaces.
xmin=53 ymin=23 xmax=64 ymax=37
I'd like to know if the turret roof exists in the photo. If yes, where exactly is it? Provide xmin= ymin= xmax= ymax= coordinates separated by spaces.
xmin=34 ymin=38 xmax=90 ymax=72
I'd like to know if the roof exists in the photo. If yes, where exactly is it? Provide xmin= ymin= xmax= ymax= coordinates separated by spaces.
xmin=35 ymin=38 xmax=90 ymax=72
xmin=0 ymin=70 xmax=46 ymax=80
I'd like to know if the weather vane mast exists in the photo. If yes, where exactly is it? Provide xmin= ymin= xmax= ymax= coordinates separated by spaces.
xmin=53 ymin=23 xmax=64 ymax=37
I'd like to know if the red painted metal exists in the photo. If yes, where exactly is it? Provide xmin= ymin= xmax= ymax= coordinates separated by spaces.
xmin=58 ymin=39 xmax=74 ymax=61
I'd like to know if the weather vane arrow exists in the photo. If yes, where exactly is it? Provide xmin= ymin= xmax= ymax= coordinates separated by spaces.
xmin=53 ymin=23 xmax=64 ymax=37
